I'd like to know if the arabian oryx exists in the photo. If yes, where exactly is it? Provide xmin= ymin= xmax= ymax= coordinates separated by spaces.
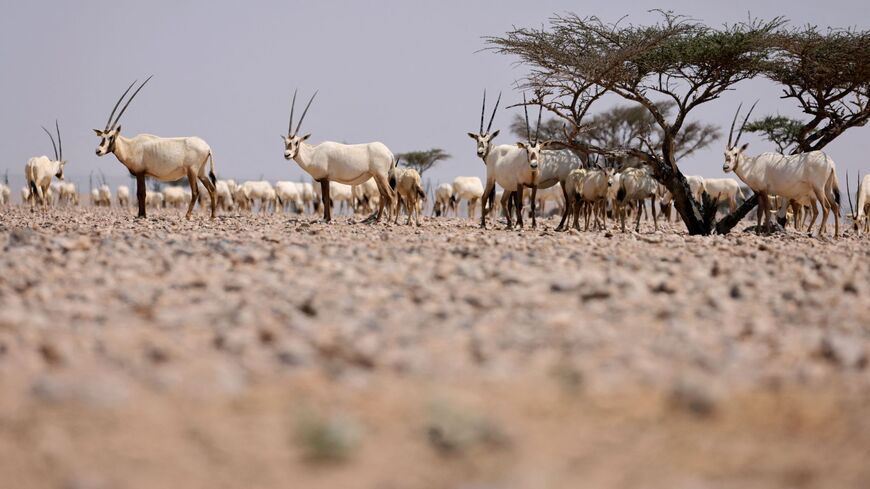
xmin=723 ymin=102 xmax=841 ymax=237
xmin=282 ymin=90 xmax=396 ymax=223
xmin=468 ymin=91 xmax=538 ymax=229
xmin=847 ymin=173 xmax=869 ymax=235
xmin=25 ymin=121 xmax=66 ymax=210
xmin=93 ymin=77 xmax=218 ymax=219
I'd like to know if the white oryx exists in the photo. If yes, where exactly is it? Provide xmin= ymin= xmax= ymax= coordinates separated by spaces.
xmin=468 ymin=91 xmax=538 ymax=228
xmin=275 ymin=181 xmax=304 ymax=213
xmin=393 ymin=168 xmax=426 ymax=226
xmin=617 ymin=167 xmax=660 ymax=233
xmin=282 ymin=90 xmax=395 ymax=223
xmin=0 ymin=184 xmax=9 ymax=206
xmin=58 ymin=182 xmax=79 ymax=206
xmin=93 ymin=77 xmax=217 ymax=219
xmin=847 ymin=173 xmax=869 ymax=235
xmin=451 ymin=176 xmax=484 ymax=219
xmin=25 ymin=121 xmax=66 ymax=210
xmin=240 ymin=181 xmax=278 ymax=213
xmin=215 ymin=180 xmax=235 ymax=211
xmin=162 ymin=186 xmax=190 ymax=209
xmin=117 ymin=185 xmax=131 ymax=207
xmin=433 ymin=183 xmax=455 ymax=217
xmin=352 ymin=178 xmax=380 ymax=215
xmin=723 ymin=103 xmax=841 ymax=237
xmin=703 ymin=178 xmax=744 ymax=213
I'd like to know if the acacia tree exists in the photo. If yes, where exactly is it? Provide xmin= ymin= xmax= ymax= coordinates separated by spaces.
xmin=717 ymin=25 xmax=870 ymax=227
xmin=510 ymin=101 xmax=719 ymax=167
xmin=397 ymin=148 xmax=451 ymax=176
xmin=487 ymin=11 xmax=783 ymax=235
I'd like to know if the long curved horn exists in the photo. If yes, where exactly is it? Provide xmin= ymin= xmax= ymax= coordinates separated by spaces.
xmin=480 ymin=89 xmax=486 ymax=133
xmin=486 ymin=91 xmax=501 ymax=134
xmin=735 ymin=100 xmax=759 ymax=146
xmin=41 ymin=125 xmax=59 ymax=161
xmin=111 ymin=75 xmax=153 ymax=130
xmin=846 ymin=172 xmax=855 ymax=216
xmin=727 ymin=102 xmax=743 ymax=148
xmin=523 ymin=93 xmax=531 ymax=144
xmin=105 ymin=79 xmax=138 ymax=130
xmin=288 ymin=89 xmax=298 ymax=136
xmin=55 ymin=119 xmax=62 ymax=161
xmin=534 ymin=103 xmax=543 ymax=145
xmin=295 ymin=90 xmax=318 ymax=135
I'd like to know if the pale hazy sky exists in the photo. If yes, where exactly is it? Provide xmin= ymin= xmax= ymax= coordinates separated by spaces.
xmin=1 ymin=1 xmax=867 ymax=192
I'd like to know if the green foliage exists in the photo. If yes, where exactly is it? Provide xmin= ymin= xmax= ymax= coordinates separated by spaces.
xmin=764 ymin=25 xmax=870 ymax=153
xmin=743 ymin=115 xmax=803 ymax=154
xmin=397 ymin=148 xmax=451 ymax=176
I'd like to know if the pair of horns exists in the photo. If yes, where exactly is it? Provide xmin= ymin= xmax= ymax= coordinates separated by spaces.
xmin=288 ymin=89 xmax=318 ymax=136
xmin=522 ymin=93 xmax=543 ymax=145
xmin=41 ymin=120 xmax=62 ymax=161
xmin=727 ymin=100 xmax=759 ymax=148
xmin=104 ymin=76 xmax=153 ymax=132
xmin=479 ymin=89 xmax=501 ymax=134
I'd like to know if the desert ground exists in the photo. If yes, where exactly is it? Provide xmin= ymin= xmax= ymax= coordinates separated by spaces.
xmin=1 ymin=205 xmax=869 ymax=489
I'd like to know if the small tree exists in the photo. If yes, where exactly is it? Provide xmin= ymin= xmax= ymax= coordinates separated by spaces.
xmin=487 ymin=11 xmax=783 ymax=235
xmin=718 ymin=25 xmax=870 ymax=229
xmin=397 ymin=148 xmax=451 ymax=176
xmin=743 ymin=115 xmax=803 ymax=154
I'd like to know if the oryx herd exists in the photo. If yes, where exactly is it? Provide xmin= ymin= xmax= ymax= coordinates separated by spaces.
xmin=4 ymin=79 xmax=866 ymax=238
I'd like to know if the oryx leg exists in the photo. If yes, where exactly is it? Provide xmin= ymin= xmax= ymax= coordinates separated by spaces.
xmin=185 ymin=170 xmax=199 ymax=219
xmin=555 ymin=181 xmax=571 ymax=232
xmin=198 ymin=176 xmax=217 ymax=219
xmin=480 ymin=181 xmax=495 ymax=229
xmin=634 ymin=200 xmax=644 ymax=232
xmin=514 ymin=188 xmax=525 ymax=229
xmin=370 ymin=172 xmax=393 ymax=223
xmin=530 ymin=187 xmax=538 ymax=229
xmin=319 ymin=179 xmax=332 ymax=223
xmin=651 ymin=195 xmax=658 ymax=231
xmin=135 ymin=173 xmax=147 ymax=218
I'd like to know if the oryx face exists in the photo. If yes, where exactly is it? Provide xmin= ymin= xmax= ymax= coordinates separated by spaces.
xmin=723 ymin=143 xmax=748 ymax=173
xmin=283 ymin=133 xmax=310 ymax=160
xmin=56 ymin=161 xmax=66 ymax=180
xmin=467 ymin=130 xmax=500 ymax=159
xmin=94 ymin=127 xmax=121 ymax=156
xmin=517 ymin=140 xmax=549 ymax=170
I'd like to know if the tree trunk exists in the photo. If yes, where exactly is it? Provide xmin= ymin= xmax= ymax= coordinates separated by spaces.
xmin=649 ymin=150 xmax=716 ymax=235
xmin=715 ymin=194 xmax=758 ymax=234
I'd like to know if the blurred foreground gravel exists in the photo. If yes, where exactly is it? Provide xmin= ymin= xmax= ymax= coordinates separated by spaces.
xmin=1 ymin=206 xmax=869 ymax=489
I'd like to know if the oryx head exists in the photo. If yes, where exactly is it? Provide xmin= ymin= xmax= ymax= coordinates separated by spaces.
xmin=723 ymin=101 xmax=758 ymax=173
xmin=41 ymin=120 xmax=66 ymax=180
xmin=846 ymin=172 xmax=865 ymax=233
xmin=283 ymin=89 xmax=317 ymax=160
xmin=467 ymin=90 xmax=501 ymax=160
xmin=94 ymin=76 xmax=152 ymax=156
xmin=515 ymin=93 xmax=550 ymax=173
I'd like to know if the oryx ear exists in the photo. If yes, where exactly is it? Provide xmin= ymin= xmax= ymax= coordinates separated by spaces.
xmin=114 ymin=125 xmax=121 ymax=134
xmin=280 ymin=135 xmax=287 ymax=140
xmin=467 ymin=132 xmax=478 ymax=140
xmin=740 ymin=142 xmax=749 ymax=152
xmin=301 ymin=134 xmax=311 ymax=141
xmin=516 ymin=142 xmax=527 ymax=149
xmin=93 ymin=129 xmax=103 ymax=136
xmin=490 ymin=129 xmax=500 ymax=138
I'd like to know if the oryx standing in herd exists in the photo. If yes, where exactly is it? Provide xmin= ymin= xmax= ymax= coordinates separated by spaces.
xmin=93 ymin=77 xmax=218 ymax=219
xmin=24 ymin=120 xmax=66 ymax=210
xmin=282 ymin=89 xmax=396 ymax=223
xmin=468 ymin=90 xmax=539 ymax=229
xmin=722 ymin=102 xmax=842 ymax=237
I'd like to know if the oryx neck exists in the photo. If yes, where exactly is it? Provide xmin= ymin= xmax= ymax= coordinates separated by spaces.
xmin=112 ymin=135 xmax=134 ymax=167
xmin=292 ymin=140 xmax=316 ymax=170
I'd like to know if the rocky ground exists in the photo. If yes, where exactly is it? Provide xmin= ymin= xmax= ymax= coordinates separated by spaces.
xmin=1 ymin=205 xmax=869 ymax=489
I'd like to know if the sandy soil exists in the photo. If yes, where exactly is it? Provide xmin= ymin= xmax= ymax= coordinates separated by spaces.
xmin=1 ymin=206 xmax=869 ymax=489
